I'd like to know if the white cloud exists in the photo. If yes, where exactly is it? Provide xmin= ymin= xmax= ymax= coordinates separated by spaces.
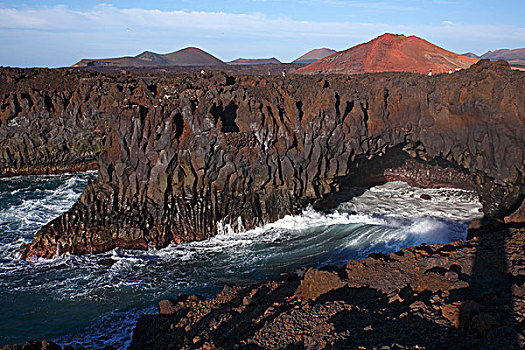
xmin=0 ymin=4 xmax=524 ymax=66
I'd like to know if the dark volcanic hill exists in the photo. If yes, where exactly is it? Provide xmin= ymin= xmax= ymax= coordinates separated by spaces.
xmin=292 ymin=48 xmax=337 ymax=64
xmin=227 ymin=57 xmax=281 ymax=65
xmin=297 ymin=33 xmax=478 ymax=75
xmin=73 ymin=47 xmax=226 ymax=68
xmin=462 ymin=52 xmax=480 ymax=59
xmin=481 ymin=48 xmax=525 ymax=66
xmin=228 ymin=57 xmax=281 ymax=65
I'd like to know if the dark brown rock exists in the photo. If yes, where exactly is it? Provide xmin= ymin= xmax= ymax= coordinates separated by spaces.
xmin=471 ymin=313 xmax=498 ymax=335
xmin=295 ymin=268 xmax=344 ymax=300
xmin=242 ymin=296 xmax=252 ymax=306
xmin=0 ymin=68 xmax=114 ymax=177
xmin=158 ymin=299 xmax=177 ymax=315
xmin=0 ymin=345 xmax=22 ymax=350
xmin=441 ymin=302 xmax=463 ymax=327
xmin=0 ymin=341 xmax=61 ymax=350
xmin=130 ymin=227 xmax=525 ymax=350
xmin=505 ymin=199 xmax=525 ymax=225
xmin=14 ymin=61 xmax=524 ymax=259
xmin=441 ymin=300 xmax=480 ymax=329
xmin=468 ymin=218 xmax=484 ymax=231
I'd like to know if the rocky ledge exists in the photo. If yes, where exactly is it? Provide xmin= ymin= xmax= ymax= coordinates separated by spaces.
xmin=131 ymin=224 xmax=525 ymax=349
xmin=18 ymin=60 xmax=525 ymax=259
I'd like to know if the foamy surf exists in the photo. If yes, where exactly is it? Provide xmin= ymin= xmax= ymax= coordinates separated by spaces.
xmin=0 ymin=176 xmax=482 ymax=349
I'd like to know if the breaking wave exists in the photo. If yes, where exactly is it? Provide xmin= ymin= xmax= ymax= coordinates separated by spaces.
xmin=0 ymin=175 xmax=482 ymax=349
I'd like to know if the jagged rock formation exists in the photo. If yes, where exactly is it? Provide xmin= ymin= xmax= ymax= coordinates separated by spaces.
xmin=17 ymin=60 xmax=525 ymax=259
xmin=130 ymin=226 xmax=525 ymax=349
xmin=0 ymin=68 xmax=184 ymax=177
xmin=0 ymin=340 xmax=62 ymax=350
xmin=297 ymin=33 xmax=479 ymax=75
xmin=0 ymin=68 xmax=111 ymax=176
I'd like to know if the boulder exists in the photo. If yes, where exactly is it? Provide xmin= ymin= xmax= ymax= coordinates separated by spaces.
xmin=158 ymin=299 xmax=177 ymax=315
xmin=295 ymin=268 xmax=344 ymax=300
xmin=505 ymin=199 xmax=525 ymax=225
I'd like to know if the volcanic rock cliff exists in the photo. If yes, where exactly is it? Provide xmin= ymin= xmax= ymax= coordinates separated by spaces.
xmin=0 ymin=68 xmax=180 ymax=177
xmin=0 ymin=68 xmax=109 ymax=176
xmin=14 ymin=59 xmax=524 ymax=259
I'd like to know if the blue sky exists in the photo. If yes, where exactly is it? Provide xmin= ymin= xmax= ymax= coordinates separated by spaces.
xmin=1 ymin=0 xmax=524 ymax=67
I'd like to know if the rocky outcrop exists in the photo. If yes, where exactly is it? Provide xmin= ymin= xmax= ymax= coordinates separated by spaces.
xmin=0 ymin=340 xmax=115 ymax=350
xmin=505 ymin=199 xmax=525 ymax=225
xmin=130 ymin=226 xmax=525 ymax=349
xmin=0 ymin=68 xmax=114 ymax=176
xmin=19 ymin=59 xmax=525 ymax=259
xmin=0 ymin=340 xmax=61 ymax=350
xmin=0 ymin=67 xmax=200 ymax=177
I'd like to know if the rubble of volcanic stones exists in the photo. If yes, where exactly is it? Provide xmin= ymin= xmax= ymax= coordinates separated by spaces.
xmin=131 ymin=226 xmax=525 ymax=350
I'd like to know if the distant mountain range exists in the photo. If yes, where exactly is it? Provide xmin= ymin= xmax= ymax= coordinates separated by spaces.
xmin=297 ymin=33 xmax=478 ymax=75
xmin=228 ymin=58 xmax=281 ymax=65
xmin=461 ymin=49 xmax=525 ymax=66
xmin=74 ymin=50 xmax=315 ymax=68
xmin=72 ymin=36 xmax=524 ymax=73
xmin=292 ymin=48 xmax=337 ymax=64
xmin=73 ymin=47 xmax=226 ymax=68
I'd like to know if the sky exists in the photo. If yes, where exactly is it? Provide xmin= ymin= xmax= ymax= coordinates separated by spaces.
xmin=0 ymin=0 xmax=524 ymax=67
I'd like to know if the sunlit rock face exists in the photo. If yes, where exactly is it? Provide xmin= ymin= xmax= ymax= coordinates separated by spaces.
xmin=10 ymin=60 xmax=524 ymax=259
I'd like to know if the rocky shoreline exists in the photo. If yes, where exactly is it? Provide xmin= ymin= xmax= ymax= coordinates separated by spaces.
xmin=3 ymin=222 xmax=524 ymax=349
xmin=1 ymin=60 xmax=524 ymax=349
xmin=129 ymin=225 xmax=525 ymax=349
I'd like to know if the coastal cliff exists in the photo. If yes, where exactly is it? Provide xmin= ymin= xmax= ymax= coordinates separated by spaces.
xmin=15 ymin=60 xmax=525 ymax=259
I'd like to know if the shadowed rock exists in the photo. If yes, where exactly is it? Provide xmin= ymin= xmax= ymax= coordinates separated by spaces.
xmin=7 ymin=60 xmax=524 ymax=259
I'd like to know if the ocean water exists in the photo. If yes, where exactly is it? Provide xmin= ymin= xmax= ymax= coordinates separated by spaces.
xmin=0 ymin=173 xmax=483 ymax=349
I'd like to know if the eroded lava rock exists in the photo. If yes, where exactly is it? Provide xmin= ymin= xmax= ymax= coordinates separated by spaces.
xmin=130 ymin=226 xmax=525 ymax=349
xmin=16 ymin=59 xmax=525 ymax=259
